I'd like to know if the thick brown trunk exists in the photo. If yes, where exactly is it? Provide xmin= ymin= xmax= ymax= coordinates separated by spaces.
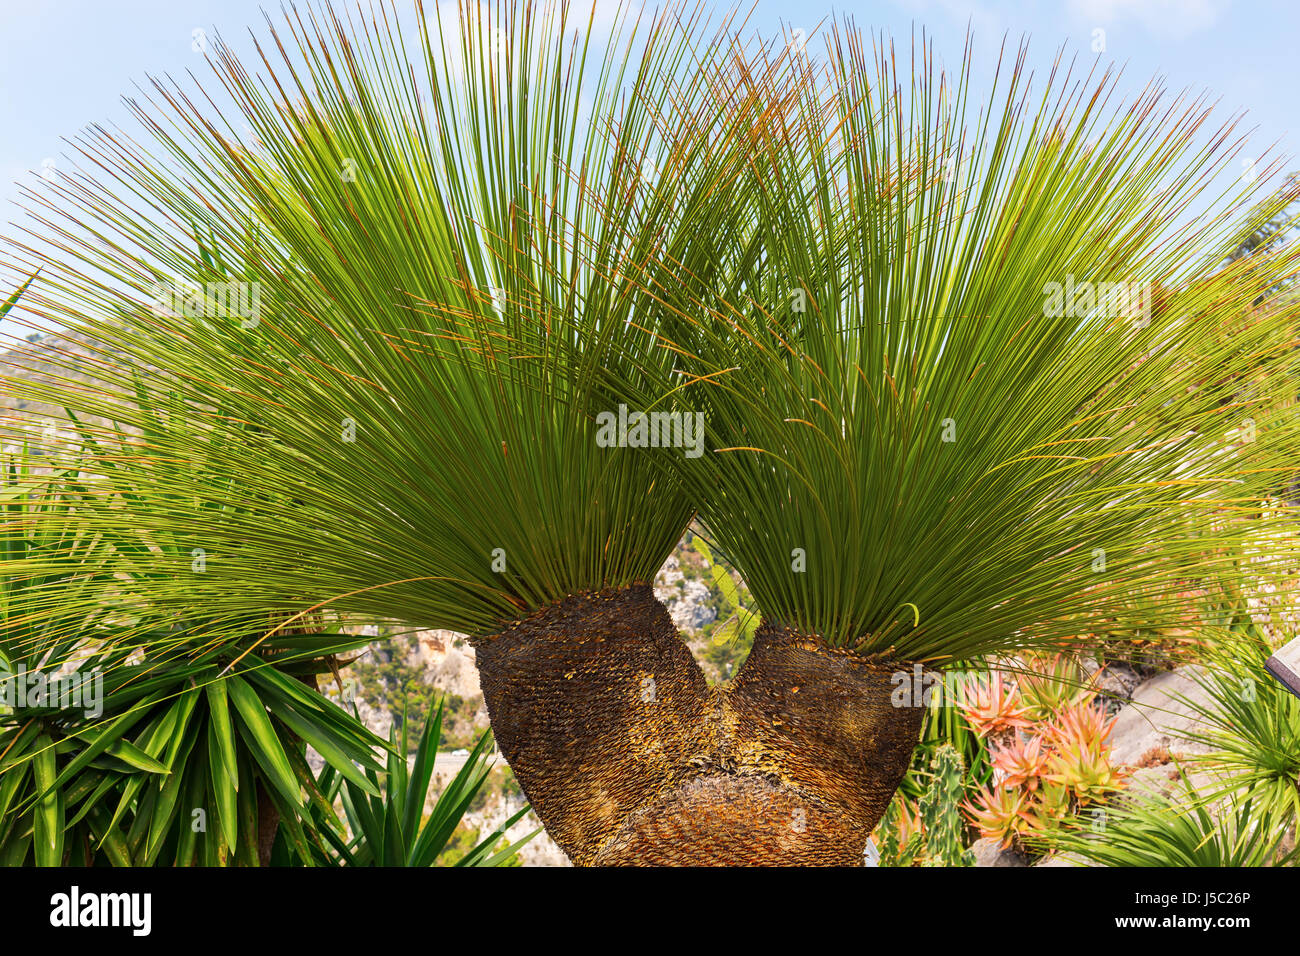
xmin=473 ymin=584 xmax=925 ymax=866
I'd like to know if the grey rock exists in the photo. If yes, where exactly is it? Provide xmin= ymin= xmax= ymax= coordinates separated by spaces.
xmin=654 ymin=554 xmax=717 ymax=634
xmin=1108 ymin=665 xmax=1217 ymax=768
xmin=971 ymin=837 xmax=1030 ymax=867
xmin=1083 ymin=658 xmax=1145 ymax=703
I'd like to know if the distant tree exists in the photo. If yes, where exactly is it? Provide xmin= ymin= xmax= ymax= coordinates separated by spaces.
xmin=1223 ymin=172 xmax=1300 ymax=503
xmin=1225 ymin=170 xmax=1299 ymax=301
xmin=1228 ymin=171 xmax=1298 ymax=258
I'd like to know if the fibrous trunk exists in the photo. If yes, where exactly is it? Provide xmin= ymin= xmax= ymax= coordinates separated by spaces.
xmin=473 ymin=584 xmax=925 ymax=866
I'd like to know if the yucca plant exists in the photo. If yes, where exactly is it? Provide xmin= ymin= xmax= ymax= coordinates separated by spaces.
xmin=1 ymin=464 xmax=386 ymax=866
xmin=298 ymin=697 xmax=534 ymax=867
xmin=0 ymin=463 xmax=529 ymax=866
xmin=3 ymin=1 xmax=1299 ymax=866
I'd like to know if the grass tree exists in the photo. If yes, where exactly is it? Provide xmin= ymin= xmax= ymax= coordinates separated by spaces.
xmin=3 ymin=1 xmax=1299 ymax=865
xmin=602 ymin=32 xmax=1300 ymax=860
xmin=491 ymin=25 xmax=1300 ymax=862
xmin=2 ymin=0 xmax=773 ymax=865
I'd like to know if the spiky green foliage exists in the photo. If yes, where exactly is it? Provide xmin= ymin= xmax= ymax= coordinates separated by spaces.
xmin=1178 ymin=628 xmax=1300 ymax=820
xmin=300 ymin=697 xmax=535 ymax=867
xmin=614 ymin=28 xmax=1300 ymax=658
xmin=0 ymin=467 xmax=397 ymax=865
xmin=1 ymin=0 xmax=766 ymax=635
xmin=1226 ymin=170 xmax=1299 ymax=264
xmin=0 ymin=1 xmax=769 ymax=864
xmin=0 ymin=471 xmax=528 ymax=866
xmin=3 ymin=1 xmax=1299 ymax=764
xmin=1046 ymin=787 xmax=1296 ymax=867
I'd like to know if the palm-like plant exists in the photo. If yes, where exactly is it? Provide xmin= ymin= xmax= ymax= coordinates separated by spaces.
xmin=4 ymin=0 xmax=771 ymax=865
xmin=3 ymin=2 xmax=1298 ymax=865
xmin=0 ymin=465 xmax=394 ymax=866
xmin=300 ymin=697 xmax=535 ymax=867
xmin=641 ymin=32 xmax=1300 ymax=659
xmin=582 ymin=27 xmax=1300 ymax=857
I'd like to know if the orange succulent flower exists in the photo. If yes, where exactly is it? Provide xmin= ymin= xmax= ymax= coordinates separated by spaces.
xmin=1042 ymin=702 xmax=1128 ymax=804
xmin=958 ymin=672 xmax=1033 ymax=738
xmin=962 ymin=783 xmax=1036 ymax=849
xmin=991 ymin=734 xmax=1050 ymax=792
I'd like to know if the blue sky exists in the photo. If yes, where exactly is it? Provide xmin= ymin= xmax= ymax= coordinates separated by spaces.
xmin=1 ymin=0 xmax=1297 ymax=333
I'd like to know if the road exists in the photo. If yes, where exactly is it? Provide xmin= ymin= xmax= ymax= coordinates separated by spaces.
xmin=431 ymin=750 xmax=502 ymax=778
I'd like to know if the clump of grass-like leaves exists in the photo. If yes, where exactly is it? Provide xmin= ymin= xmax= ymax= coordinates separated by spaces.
xmin=613 ymin=26 xmax=1300 ymax=660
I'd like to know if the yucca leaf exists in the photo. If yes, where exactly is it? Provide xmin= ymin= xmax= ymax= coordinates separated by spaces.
xmin=269 ymin=697 xmax=379 ymax=797
xmin=403 ymin=698 xmax=443 ymax=842
xmin=32 ymin=733 xmax=64 ymax=866
xmin=243 ymin=666 xmax=388 ymax=762
xmin=205 ymin=677 xmax=239 ymax=790
xmin=0 ymin=814 xmax=33 ymax=866
xmin=0 ymin=754 xmax=29 ymax=825
xmin=86 ymin=807 xmax=133 ymax=867
xmin=235 ymin=747 xmax=261 ymax=867
xmin=63 ymin=773 xmax=121 ymax=831
xmin=226 ymin=674 xmax=301 ymax=808
xmin=206 ymin=716 xmax=240 ymax=850
xmin=173 ymin=760 xmax=208 ymax=866
xmin=455 ymin=806 xmax=536 ymax=868
xmin=145 ymin=713 xmax=201 ymax=861
xmin=57 ymin=709 xmax=169 ymax=785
